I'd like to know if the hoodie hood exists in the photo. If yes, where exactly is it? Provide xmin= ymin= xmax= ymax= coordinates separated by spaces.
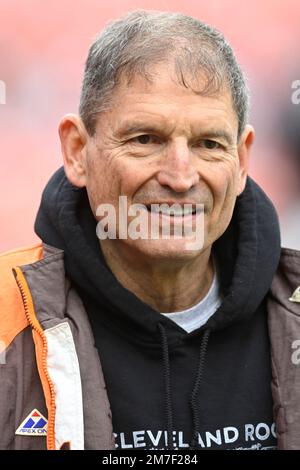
xmin=34 ymin=166 xmax=281 ymax=344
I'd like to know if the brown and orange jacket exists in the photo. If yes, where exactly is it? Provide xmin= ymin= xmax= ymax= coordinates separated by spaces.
xmin=0 ymin=242 xmax=114 ymax=450
xmin=0 ymin=242 xmax=300 ymax=449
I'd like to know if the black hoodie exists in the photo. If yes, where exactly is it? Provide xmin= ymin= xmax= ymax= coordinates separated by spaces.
xmin=35 ymin=167 xmax=281 ymax=450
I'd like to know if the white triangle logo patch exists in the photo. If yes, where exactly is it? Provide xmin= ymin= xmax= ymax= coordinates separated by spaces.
xmin=289 ymin=286 xmax=300 ymax=303
xmin=15 ymin=409 xmax=47 ymax=436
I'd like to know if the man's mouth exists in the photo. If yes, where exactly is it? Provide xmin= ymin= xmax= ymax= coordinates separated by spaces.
xmin=145 ymin=203 xmax=201 ymax=217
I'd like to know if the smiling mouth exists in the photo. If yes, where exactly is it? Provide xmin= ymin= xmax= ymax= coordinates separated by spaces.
xmin=145 ymin=204 xmax=201 ymax=217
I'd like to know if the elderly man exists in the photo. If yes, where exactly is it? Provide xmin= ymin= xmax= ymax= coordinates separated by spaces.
xmin=0 ymin=10 xmax=299 ymax=451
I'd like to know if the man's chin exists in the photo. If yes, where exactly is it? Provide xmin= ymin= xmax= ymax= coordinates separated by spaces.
xmin=124 ymin=237 xmax=204 ymax=260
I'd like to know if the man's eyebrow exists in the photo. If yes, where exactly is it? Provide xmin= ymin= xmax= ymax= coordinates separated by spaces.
xmin=197 ymin=130 xmax=235 ymax=146
xmin=115 ymin=122 xmax=162 ymax=138
xmin=115 ymin=122 xmax=235 ymax=146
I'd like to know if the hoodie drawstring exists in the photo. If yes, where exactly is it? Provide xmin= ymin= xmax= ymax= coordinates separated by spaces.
xmin=189 ymin=328 xmax=211 ymax=449
xmin=158 ymin=323 xmax=211 ymax=450
xmin=158 ymin=323 xmax=174 ymax=450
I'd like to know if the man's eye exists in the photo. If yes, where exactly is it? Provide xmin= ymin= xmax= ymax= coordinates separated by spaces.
xmin=201 ymin=139 xmax=221 ymax=150
xmin=131 ymin=135 xmax=156 ymax=145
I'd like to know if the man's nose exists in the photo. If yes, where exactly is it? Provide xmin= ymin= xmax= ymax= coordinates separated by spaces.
xmin=156 ymin=140 xmax=200 ymax=192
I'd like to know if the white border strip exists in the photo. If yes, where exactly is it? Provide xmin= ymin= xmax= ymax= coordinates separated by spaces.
xmin=45 ymin=322 xmax=84 ymax=450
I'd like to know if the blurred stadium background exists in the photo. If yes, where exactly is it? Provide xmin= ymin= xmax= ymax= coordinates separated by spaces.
xmin=0 ymin=0 xmax=299 ymax=251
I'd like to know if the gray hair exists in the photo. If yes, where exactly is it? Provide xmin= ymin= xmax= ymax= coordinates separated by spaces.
xmin=79 ymin=10 xmax=250 ymax=139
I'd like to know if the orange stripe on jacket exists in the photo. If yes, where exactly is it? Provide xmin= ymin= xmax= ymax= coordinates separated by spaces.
xmin=0 ymin=243 xmax=44 ymax=350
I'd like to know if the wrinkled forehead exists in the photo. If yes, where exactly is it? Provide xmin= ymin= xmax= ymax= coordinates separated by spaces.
xmin=115 ymin=60 xmax=231 ymax=101
xmin=95 ymin=62 xmax=238 ymax=139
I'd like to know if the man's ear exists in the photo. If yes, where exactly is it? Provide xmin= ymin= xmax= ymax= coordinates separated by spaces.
xmin=58 ymin=113 xmax=89 ymax=188
xmin=237 ymin=124 xmax=255 ymax=195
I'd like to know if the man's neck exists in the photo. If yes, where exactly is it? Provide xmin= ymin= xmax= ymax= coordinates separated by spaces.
xmin=99 ymin=240 xmax=214 ymax=313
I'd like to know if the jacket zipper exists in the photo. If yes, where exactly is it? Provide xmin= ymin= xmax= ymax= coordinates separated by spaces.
xmin=12 ymin=266 xmax=56 ymax=450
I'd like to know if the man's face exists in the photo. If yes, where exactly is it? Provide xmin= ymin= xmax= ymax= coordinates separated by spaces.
xmin=80 ymin=63 xmax=252 ymax=261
